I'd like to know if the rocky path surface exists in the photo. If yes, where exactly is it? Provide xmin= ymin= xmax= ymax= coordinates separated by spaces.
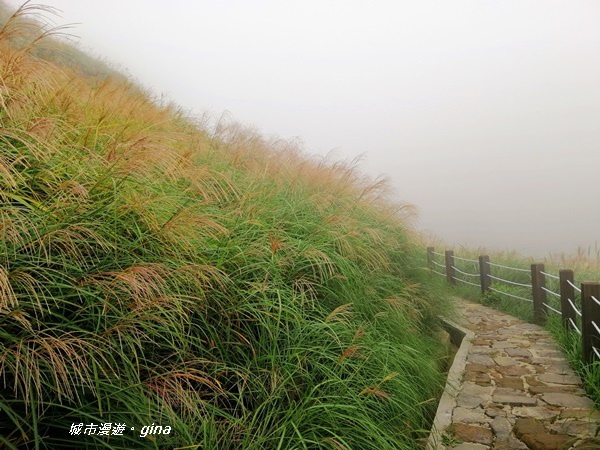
xmin=440 ymin=299 xmax=600 ymax=450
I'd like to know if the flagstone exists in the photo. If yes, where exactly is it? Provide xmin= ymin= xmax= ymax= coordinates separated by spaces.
xmin=540 ymin=393 xmax=595 ymax=409
xmin=505 ymin=348 xmax=532 ymax=358
xmin=434 ymin=299 xmax=600 ymax=450
xmin=537 ymin=373 xmax=581 ymax=385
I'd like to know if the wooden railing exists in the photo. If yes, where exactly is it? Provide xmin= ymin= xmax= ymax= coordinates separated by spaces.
xmin=427 ymin=247 xmax=600 ymax=364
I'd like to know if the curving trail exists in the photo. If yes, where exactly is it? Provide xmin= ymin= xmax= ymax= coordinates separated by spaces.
xmin=432 ymin=299 xmax=600 ymax=450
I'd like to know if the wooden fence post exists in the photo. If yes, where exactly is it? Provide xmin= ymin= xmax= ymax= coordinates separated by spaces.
xmin=427 ymin=247 xmax=434 ymax=272
xmin=445 ymin=250 xmax=455 ymax=285
xmin=531 ymin=263 xmax=547 ymax=325
xmin=559 ymin=269 xmax=575 ymax=332
xmin=581 ymin=282 xmax=600 ymax=364
xmin=479 ymin=255 xmax=491 ymax=294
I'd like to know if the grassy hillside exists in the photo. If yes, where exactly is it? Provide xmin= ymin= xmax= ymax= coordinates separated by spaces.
xmin=0 ymin=4 xmax=450 ymax=449
xmin=0 ymin=1 xmax=125 ymax=79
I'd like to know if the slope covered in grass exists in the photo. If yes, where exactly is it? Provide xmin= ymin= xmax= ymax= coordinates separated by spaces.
xmin=0 ymin=5 xmax=450 ymax=449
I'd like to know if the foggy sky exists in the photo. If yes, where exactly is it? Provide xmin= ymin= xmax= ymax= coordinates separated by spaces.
xmin=8 ymin=0 xmax=600 ymax=258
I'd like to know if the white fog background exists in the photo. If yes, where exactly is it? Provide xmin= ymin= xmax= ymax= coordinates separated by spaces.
xmin=7 ymin=0 xmax=600 ymax=258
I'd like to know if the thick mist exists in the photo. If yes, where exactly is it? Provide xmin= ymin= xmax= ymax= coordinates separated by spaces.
xmin=7 ymin=0 xmax=600 ymax=257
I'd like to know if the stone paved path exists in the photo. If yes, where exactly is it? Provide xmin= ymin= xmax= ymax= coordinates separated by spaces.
xmin=439 ymin=299 xmax=600 ymax=450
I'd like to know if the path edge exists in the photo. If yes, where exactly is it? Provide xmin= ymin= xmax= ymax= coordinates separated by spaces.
xmin=426 ymin=317 xmax=474 ymax=450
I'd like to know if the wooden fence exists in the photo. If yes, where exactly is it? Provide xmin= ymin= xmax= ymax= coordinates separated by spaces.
xmin=427 ymin=247 xmax=600 ymax=365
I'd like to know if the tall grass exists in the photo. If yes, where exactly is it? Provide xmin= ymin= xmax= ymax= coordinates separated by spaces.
xmin=0 ymin=4 xmax=450 ymax=449
xmin=546 ymin=314 xmax=600 ymax=407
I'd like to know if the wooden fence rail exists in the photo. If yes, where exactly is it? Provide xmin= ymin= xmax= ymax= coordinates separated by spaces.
xmin=427 ymin=246 xmax=600 ymax=365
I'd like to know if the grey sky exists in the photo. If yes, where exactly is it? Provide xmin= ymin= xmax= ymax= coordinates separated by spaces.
xmin=8 ymin=0 xmax=600 ymax=257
